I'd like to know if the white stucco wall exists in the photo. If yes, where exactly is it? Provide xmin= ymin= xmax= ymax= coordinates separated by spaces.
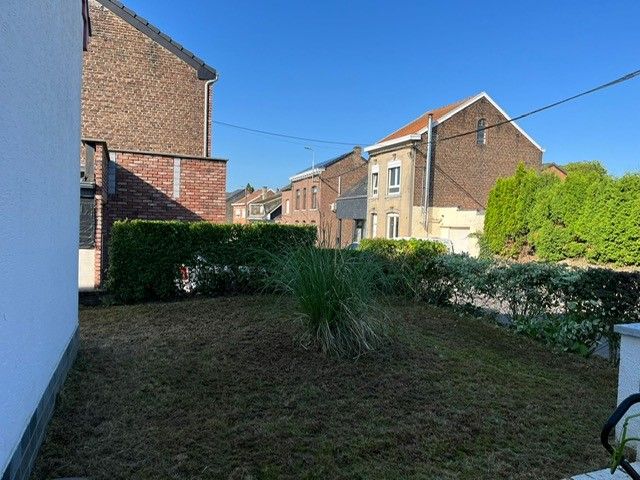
xmin=614 ymin=324 xmax=640 ymax=458
xmin=410 ymin=206 xmax=485 ymax=256
xmin=0 ymin=0 xmax=82 ymax=471
xmin=78 ymin=249 xmax=96 ymax=290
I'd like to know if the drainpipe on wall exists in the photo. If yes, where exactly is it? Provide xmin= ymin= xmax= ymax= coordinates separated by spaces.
xmin=203 ymin=73 xmax=220 ymax=157
xmin=424 ymin=114 xmax=434 ymax=232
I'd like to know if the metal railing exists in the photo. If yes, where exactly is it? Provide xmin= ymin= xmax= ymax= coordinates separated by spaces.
xmin=601 ymin=393 xmax=640 ymax=479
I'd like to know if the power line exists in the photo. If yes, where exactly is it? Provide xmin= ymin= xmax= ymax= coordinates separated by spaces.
xmin=321 ymin=68 xmax=640 ymax=185
xmin=213 ymin=120 xmax=367 ymax=146
xmin=434 ymin=68 xmax=640 ymax=144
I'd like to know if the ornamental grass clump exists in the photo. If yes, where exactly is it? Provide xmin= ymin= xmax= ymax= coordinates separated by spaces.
xmin=270 ymin=247 xmax=388 ymax=358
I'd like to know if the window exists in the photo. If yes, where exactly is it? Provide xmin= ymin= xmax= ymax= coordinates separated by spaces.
xmin=387 ymin=213 xmax=399 ymax=239
xmin=303 ymin=188 xmax=307 ymax=209
xmin=371 ymin=172 xmax=379 ymax=196
xmin=477 ymin=118 xmax=487 ymax=145
xmin=295 ymin=189 xmax=300 ymax=210
xmin=250 ymin=204 xmax=263 ymax=216
xmin=388 ymin=165 xmax=400 ymax=195
xmin=234 ymin=208 xmax=241 ymax=217
xmin=370 ymin=213 xmax=378 ymax=237
xmin=311 ymin=186 xmax=318 ymax=209
xmin=354 ymin=219 xmax=364 ymax=242
xmin=285 ymin=199 xmax=290 ymax=214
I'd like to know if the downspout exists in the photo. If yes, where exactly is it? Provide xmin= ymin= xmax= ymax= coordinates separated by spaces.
xmin=424 ymin=114 xmax=434 ymax=232
xmin=203 ymin=73 xmax=220 ymax=157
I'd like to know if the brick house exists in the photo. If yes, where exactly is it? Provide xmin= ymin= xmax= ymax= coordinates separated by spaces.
xmin=280 ymin=147 xmax=367 ymax=246
xmin=365 ymin=92 xmax=543 ymax=255
xmin=542 ymin=162 xmax=568 ymax=179
xmin=79 ymin=0 xmax=227 ymax=289
xmin=230 ymin=188 xmax=280 ymax=224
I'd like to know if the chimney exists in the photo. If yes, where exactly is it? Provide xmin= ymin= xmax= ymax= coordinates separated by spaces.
xmin=353 ymin=146 xmax=362 ymax=158
xmin=262 ymin=186 xmax=268 ymax=199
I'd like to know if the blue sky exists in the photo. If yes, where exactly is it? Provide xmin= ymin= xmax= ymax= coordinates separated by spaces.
xmin=125 ymin=0 xmax=640 ymax=190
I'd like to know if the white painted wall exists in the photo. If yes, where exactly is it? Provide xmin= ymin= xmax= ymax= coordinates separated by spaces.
xmin=79 ymin=249 xmax=96 ymax=290
xmin=0 ymin=0 xmax=82 ymax=471
xmin=614 ymin=323 xmax=640 ymax=458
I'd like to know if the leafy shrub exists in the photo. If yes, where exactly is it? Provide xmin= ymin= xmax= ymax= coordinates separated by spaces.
xmin=107 ymin=220 xmax=316 ymax=303
xmin=418 ymin=254 xmax=493 ymax=308
xmin=268 ymin=247 xmax=388 ymax=358
xmin=413 ymin=254 xmax=640 ymax=360
xmin=359 ymin=238 xmax=447 ymax=296
xmin=484 ymin=162 xmax=640 ymax=265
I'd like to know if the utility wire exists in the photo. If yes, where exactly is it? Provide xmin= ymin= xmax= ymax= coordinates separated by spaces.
xmin=313 ymin=66 xmax=640 ymax=183
xmin=434 ymin=68 xmax=640 ymax=144
xmin=215 ymin=68 xmax=640 ymax=149
xmin=213 ymin=120 xmax=367 ymax=146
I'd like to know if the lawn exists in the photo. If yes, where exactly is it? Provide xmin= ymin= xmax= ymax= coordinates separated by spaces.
xmin=33 ymin=296 xmax=617 ymax=479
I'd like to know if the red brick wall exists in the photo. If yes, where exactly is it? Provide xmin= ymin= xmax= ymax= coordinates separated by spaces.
xmin=82 ymin=1 xmax=210 ymax=157
xmin=413 ymin=97 xmax=542 ymax=210
xmin=106 ymin=151 xmax=226 ymax=223
xmin=280 ymin=149 xmax=367 ymax=246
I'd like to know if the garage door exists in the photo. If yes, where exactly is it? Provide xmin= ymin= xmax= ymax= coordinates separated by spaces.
xmin=448 ymin=227 xmax=470 ymax=254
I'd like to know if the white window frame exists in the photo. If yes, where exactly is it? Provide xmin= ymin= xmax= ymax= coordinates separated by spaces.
xmin=387 ymin=161 xmax=401 ymax=196
xmin=477 ymin=118 xmax=487 ymax=145
xmin=311 ymin=186 xmax=318 ymax=209
xmin=285 ymin=199 xmax=290 ymax=214
xmin=387 ymin=213 xmax=399 ymax=239
xmin=370 ymin=213 xmax=378 ymax=237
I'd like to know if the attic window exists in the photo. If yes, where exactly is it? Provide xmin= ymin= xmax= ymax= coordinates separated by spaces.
xmin=476 ymin=119 xmax=487 ymax=145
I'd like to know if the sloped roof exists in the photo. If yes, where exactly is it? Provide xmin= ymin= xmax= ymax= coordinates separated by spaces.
xmin=292 ymin=151 xmax=352 ymax=177
xmin=230 ymin=189 xmax=270 ymax=206
xmin=95 ymin=0 xmax=217 ymax=80
xmin=379 ymin=96 xmax=471 ymax=143
xmin=226 ymin=188 xmax=244 ymax=201
xmin=366 ymin=92 xmax=543 ymax=152
xmin=251 ymin=191 xmax=281 ymax=206
xmin=337 ymin=176 xmax=367 ymax=200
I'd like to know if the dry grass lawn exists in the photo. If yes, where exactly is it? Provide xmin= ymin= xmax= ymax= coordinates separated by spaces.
xmin=32 ymin=296 xmax=617 ymax=479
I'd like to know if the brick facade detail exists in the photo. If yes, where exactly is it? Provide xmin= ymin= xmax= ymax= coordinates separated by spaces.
xmin=83 ymin=0 xmax=212 ymax=157
xmin=280 ymin=149 xmax=367 ymax=246
xmin=81 ymin=1 xmax=226 ymax=288
xmin=107 ymin=151 xmax=226 ymax=222
xmin=416 ymin=97 xmax=542 ymax=210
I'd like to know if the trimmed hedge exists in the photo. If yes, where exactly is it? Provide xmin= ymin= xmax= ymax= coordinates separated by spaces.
xmin=107 ymin=220 xmax=316 ymax=303
xmin=359 ymin=238 xmax=448 ymax=296
xmin=418 ymin=255 xmax=640 ymax=360
xmin=485 ymin=162 xmax=640 ymax=265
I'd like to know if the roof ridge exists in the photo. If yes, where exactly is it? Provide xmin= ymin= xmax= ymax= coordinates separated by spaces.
xmin=376 ymin=94 xmax=476 ymax=143
xmin=95 ymin=0 xmax=217 ymax=80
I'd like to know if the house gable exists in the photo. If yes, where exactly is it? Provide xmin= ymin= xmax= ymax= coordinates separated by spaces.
xmin=95 ymin=0 xmax=217 ymax=80
xmin=83 ymin=0 xmax=215 ymax=156
xmin=366 ymin=92 xmax=543 ymax=153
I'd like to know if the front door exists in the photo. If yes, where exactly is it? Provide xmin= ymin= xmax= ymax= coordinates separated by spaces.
xmin=354 ymin=220 xmax=364 ymax=242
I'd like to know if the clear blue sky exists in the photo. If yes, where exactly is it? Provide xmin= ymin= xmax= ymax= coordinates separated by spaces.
xmin=125 ymin=0 xmax=640 ymax=190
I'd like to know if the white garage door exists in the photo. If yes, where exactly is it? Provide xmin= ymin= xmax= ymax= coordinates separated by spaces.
xmin=448 ymin=227 xmax=470 ymax=254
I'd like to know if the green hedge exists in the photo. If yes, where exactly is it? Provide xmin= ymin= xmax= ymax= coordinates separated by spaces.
xmin=359 ymin=238 xmax=448 ymax=296
xmin=418 ymin=255 xmax=640 ymax=360
xmin=107 ymin=220 xmax=316 ymax=303
xmin=485 ymin=162 xmax=640 ymax=265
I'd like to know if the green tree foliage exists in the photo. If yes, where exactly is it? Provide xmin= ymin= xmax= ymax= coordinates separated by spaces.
xmin=484 ymin=162 xmax=640 ymax=265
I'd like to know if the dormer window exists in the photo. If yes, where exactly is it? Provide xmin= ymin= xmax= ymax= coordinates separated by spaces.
xmin=477 ymin=118 xmax=487 ymax=145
